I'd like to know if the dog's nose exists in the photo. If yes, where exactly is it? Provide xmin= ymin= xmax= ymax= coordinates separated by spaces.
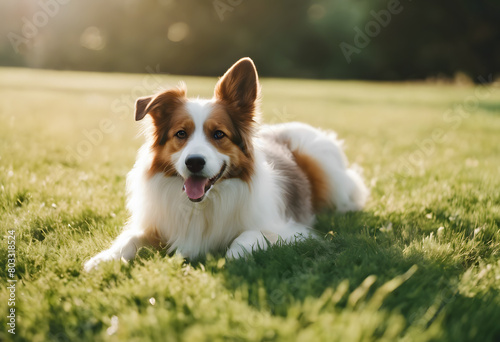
xmin=185 ymin=155 xmax=206 ymax=173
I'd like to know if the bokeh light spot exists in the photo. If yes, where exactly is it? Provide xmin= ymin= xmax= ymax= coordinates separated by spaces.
xmin=308 ymin=4 xmax=326 ymax=21
xmin=167 ymin=22 xmax=189 ymax=42
xmin=80 ymin=26 xmax=106 ymax=51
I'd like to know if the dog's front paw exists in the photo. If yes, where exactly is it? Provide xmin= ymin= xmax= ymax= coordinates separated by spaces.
xmin=226 ymin=244 xmax=250 ymax=259
xmin=226 ymin=230 xmax=270 ymax=259
xmin=83 ymin=250 xmax=121 ymax=272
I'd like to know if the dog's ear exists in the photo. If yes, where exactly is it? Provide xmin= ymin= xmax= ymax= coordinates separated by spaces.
xmin=135 ymin=96 xmax=153 ymax=121
xmin=214 ymin=57 xmax=259 ymax=115
xmin=134 ymin=86 xmax=186 ymax=121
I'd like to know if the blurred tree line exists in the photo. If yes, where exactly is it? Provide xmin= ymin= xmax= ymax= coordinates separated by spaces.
xmin=0 ymin=0 xmax=498 ymax=81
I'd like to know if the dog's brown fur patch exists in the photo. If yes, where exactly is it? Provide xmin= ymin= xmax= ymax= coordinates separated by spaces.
xmin=143 ymin=226 xmax=163 ymax=249
xmin=139 ymin=88 xmax=195 ymax=177
xmin=148 ymin=110 xmax=194 ymax=177
xmin=204 ymin=104 xmax=254 ymax=182
xmin=292 ymin=151 xmax=330 ymax=211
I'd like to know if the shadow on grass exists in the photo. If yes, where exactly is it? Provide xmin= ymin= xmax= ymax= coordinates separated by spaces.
xmin=439 ymin=290 xmax=500 ymax=342
xmin=29 ymin=208 xmax=115 ymax=242
xmin=212 ymin=209 xmax=500 ymax=338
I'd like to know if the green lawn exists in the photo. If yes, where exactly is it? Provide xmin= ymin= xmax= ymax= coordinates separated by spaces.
xmin=1 ymin=67 xmax=499 ymax=341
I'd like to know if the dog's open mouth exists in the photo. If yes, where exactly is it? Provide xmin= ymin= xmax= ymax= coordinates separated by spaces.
xmin=183 ymin=163 xmax=227 ymax=202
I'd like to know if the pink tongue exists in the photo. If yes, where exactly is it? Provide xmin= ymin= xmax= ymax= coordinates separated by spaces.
xmin=184 ymin=177 xmax=209 ymax=200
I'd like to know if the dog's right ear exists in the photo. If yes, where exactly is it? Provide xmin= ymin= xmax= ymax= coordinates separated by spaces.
xmin=134 ymin=86 xmax=187 ymax=121
xmin=135 ymin=96 xmax=153 ymax=121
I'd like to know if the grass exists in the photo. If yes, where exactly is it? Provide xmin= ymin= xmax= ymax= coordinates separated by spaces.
xmin=0 ymin=67 xmax=499 ymax=341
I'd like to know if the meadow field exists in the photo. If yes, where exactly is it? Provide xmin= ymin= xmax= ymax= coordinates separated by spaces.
xmin=0 ymin=67 xmax=499 ymax=341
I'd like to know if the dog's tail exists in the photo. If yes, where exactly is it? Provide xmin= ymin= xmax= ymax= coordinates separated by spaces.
xmin=261 ymin=122 xmax=369 ymax=212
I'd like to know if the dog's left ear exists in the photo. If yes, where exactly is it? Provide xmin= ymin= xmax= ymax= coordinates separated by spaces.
xmin=214 ymin=57 xmax=259 ymax=115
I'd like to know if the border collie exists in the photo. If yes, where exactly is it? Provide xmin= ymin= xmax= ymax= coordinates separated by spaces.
xmin=84 ymin=58 xmax=368 ymax=271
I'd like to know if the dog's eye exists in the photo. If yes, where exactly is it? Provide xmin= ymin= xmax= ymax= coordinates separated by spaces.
xmin=175 ymin=130 xmax=187 ymax=139
xmin=213 ymin=130 xmax=225 ymax=140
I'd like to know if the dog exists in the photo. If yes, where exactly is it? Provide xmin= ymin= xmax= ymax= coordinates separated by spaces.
xmin=84 ymin=57 xmax=368 ymax=271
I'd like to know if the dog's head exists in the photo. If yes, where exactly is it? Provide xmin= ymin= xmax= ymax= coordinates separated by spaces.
xmin=135 ymin=58 xmax=259 ymax=202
